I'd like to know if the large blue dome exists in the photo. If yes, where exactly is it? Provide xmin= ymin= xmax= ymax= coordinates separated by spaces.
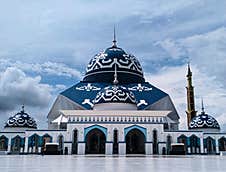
xmin=83 ymin=45 xmax=145 ymax=84
xmin=94 ymin=85 xmax=137 ymax=105
xmin=189 ymin=112 xmax=220 ymax=130
xmin=5 ymin=107 xmax=37 ymax=129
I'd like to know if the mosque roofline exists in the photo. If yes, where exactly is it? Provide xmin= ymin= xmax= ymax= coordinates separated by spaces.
xmin=60 ymin=110 xmax=172 ymax=117
xmin=0 ymin=131 xmax=25 ymax=134
xmin=25 ymin=129 xmax=67 ymax=132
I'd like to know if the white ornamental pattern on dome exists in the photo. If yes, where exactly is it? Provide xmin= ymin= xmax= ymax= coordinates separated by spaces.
xmin=76 ymin=83 xmax=101 ymax=91
xmin=86 ymin=52 xmax=143 ymax=75
xmin=82 ymin=99 xmax=94 ymax=107
xmin=6 ymin=113 xmax=37 ymax=128
xmin=128 ymin=84 xmax=152 ymax=92
xmin=94 ymin=86 xmax=136 ymax=104
xmin=189 ymin=114 xmax=220 ymax=129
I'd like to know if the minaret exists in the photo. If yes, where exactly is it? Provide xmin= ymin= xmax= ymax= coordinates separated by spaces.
xmin=186 ymin=63 xmax=197 ymax=128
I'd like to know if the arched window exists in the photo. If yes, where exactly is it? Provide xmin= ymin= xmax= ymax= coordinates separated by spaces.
xmin=166 ymin=135 xmax=172 ymax=155
xmin=204 ymin=136 xmax=216 ymax=154
xmin=218 ymin=137 xmax=226 ymax=151
xmin=189 ymin=135 xmax=200 ymax=154
xmin=58 ymin=135 xmax=64 ymax=155
xmin=0 ymin=135 xmax=8 ymax=151
xmin=113 ymin=129 xmax=118 ymax=154
xmin=153 ymin=130 xmax=158 ymax=154
xmin=42 ymin=134 xmax=52 ymax=147
xmin=11 ymin=136 xmax=23 ymax=153
xmin=72 ymin=129 xmax=78 ymax=154
xmin=28 ymin=134 xmax=40 ymax=153
xmin=177 ymin=135 xmax=188 ymax=153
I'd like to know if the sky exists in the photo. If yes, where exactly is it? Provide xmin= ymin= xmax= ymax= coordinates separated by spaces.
xmin=0 ymin=0 xmax=226 ymax=130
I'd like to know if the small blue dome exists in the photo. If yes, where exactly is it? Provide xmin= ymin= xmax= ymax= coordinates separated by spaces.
xmin=94 ymin=85 xmax=137 ymax=105
xmin=5 ymin=107 xmax=37 ymax=129
xmin=83 ymin=45 xmax=144 ymax=84
xmin=189 ymin=112 xmax=220 ymax=130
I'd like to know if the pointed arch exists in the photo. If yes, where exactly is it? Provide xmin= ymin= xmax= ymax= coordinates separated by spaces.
xmin=189 ymin=135 xmax=200 ymax=154
xmin=11 ymin=135 xmax=24 ymax=153
xmin=204 ymin=136 xmax=216 ymax=154
xmin=0 ymin=135 xmax=8 ymax=151
xmin=177 ymin=134 xmax=188 ymax=153
xmin=218 ymin=137 xmax=226 ymax=151
xmin=28 ymin=134 xmax=40 ymax=153
xmin=85 ymin=128 xmax=106 ymax=154
xmin=84 ymin=125 xmax=107 ymax=140
xmin=126 ymin=128 xmax=145 ymax=154
xmin=124 ymin=125 xmax=147 ymax=140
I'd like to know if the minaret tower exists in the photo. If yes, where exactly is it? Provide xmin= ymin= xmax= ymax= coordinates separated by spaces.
xmin=186 ymin=63 xmax=197 ymax=128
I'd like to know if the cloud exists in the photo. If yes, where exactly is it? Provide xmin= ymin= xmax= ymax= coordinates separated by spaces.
xmin=0 ymin=67 xmax=53 ymax=111
xmin=157 ymin=27 xmax=226 ymax=86
xmin=0 ymin=59 xmax=82 ymax=79
xmin=146 ymin=64 xmax=226 ymax=130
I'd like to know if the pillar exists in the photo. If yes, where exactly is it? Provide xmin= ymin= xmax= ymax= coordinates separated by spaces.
xmin=106 ymin=142 xmax=113 ymax=155
xmin=145 ymin=143 xmax=152 ymax=155
xmin=200 ymin=138 xmax=204 ymax=154
xmin=187 ymin=147 xmax=191 ymax=154
xmin=7 ymin=137 xmax=11 ymax=153
xmin=216 ymin=139 xmax=219 ymax=154
xmin=78 ymin=143 xmax=85 ymax=155
xmin=119 ymin=143 xmax=126 ymax=155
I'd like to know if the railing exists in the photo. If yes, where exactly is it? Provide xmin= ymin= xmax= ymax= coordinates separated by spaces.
xmin=68 ymin=115 xmax=166 ymax=124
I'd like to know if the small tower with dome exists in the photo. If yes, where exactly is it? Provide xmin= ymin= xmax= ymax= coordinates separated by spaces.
xmin=4 ymin=105 xmax=37 ymax=131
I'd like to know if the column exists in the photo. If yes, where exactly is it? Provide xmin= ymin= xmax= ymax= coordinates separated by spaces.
xmin=200 ymin=138 xmax=204 ymax=154
xmin=145 ymin=143 xmax=152 ymax=155
xmin=106 ymin=142 xmax=113 ymax=155
xmin=7 ymin=137 xmax=11 ymax=153
xmin=119 ymin=143 xmax=126 ymax=155
xmin=78 ymin=143 xmax=85 ymax=155
xmin=216 ymin=139 xmax=219 ymax=154
xmin=187 ymin=147 xmax=191 ymax=154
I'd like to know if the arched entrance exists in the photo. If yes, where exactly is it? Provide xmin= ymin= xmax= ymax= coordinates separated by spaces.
xmin=205 ymin=137 xmax=216 ymax=154
xmin=177 ymin=135 xmax=188 ymax=153
xmin=189 ymin=135 xmax=200 ymax=154
xmin=85 ymin=128 xmax=106 ymax=154
xmin=0 ymin=135 xmax=8 ymax=151
xmin=218 ymin=137 xmax=226 ymax=151
xmin=126 ymin=128 xmax=145 ymax=154
xmin=11 ymin=136 xmax=24 ymax=153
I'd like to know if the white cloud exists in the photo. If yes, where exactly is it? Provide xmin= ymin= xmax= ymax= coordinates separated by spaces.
xmin=0 ymin=59 xmax=82 ymax=79
xmin=146 ymin=64 xmax=226 ymax=130
xmin=155 ymin=39 xmax=187 ymax=59
xmin=158 ymin=27 xmax=226 ymax=85
xmin=0 ymin=67 xmax=53 ymax=111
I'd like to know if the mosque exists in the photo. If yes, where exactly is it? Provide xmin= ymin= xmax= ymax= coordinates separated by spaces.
xmin=0 ymin=32 xmax=226 ymax=155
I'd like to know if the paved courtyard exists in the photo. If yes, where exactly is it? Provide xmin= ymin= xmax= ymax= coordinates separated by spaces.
xmin=0 ymin=155 xmax=226 ymax=172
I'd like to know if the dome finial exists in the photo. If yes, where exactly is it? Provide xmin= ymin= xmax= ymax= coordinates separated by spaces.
xmin=113 ymin=61 xmax=119 ymax=85
xmin=112 ymin=25 xmax=117 ymax=47
xmin=201 ymin=98 xmax=205 ymax=114
xmin=22 ymin=104 xmax=25 ymax=113
xmin=187 ymin=61 xmax=192 ymax=76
